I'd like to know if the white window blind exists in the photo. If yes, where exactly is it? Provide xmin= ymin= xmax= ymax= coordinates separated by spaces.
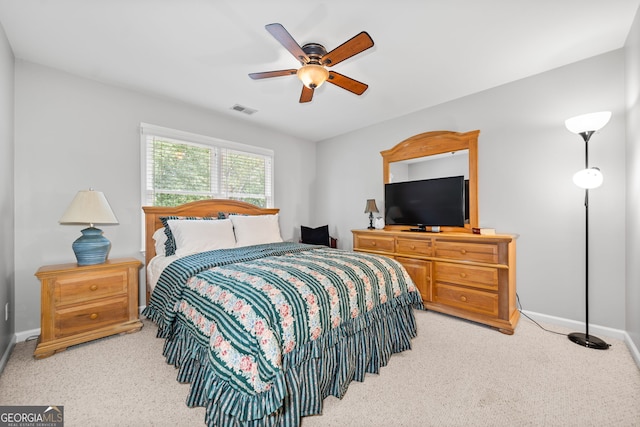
xmin=140 ymin=123 xmax=274 ymax=208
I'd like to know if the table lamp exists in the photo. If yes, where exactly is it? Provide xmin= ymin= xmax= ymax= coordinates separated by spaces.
xmin=364 ymin=199 xmax=379 ymax=229
xmin=59 ymin=189 xmax=119 ymax=266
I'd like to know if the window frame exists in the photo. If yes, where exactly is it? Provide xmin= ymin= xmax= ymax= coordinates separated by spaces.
xmin=139 ymin=123 xmax=275 ymax=249
xmin=140 ymin=123 xmax=274 ymax=207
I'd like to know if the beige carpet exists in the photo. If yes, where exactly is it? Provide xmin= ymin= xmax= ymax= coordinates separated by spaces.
xmin=1 ymin=310 xmax=639 ymax=427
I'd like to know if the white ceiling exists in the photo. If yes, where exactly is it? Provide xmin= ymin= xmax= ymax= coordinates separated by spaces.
xmin=0 ymin=1 xmax=638 ymax=142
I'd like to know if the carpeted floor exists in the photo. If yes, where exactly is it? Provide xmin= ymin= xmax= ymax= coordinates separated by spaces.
xmin=1 ymin=310 xmax=639 ymax=427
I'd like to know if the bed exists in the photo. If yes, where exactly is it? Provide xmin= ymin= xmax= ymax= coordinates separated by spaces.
xmin=142 ymin=199 xmax=423 ymax=427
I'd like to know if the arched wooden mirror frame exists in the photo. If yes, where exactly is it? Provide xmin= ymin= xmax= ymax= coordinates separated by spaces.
xmin=381 ymin=130 xmax=479 ymax=232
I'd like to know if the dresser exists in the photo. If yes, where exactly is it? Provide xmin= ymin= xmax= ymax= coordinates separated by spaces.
xmin=34 ymin=257 xmax=143 ymax=359
xmin=352 ymin=229 xmax=519 ymax=334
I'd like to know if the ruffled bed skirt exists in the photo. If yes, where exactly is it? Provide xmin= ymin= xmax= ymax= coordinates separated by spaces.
xmin=145 ymin=293 xmax=423 ymax=427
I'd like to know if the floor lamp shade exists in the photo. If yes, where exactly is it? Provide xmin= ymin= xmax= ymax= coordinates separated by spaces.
xmin=565 ymin=111 xmax=611 ymax=135
xmin=59 ymin=189 xmax=119 ymax=266
xmin=573 ymin=167 xmax=603 ymax=189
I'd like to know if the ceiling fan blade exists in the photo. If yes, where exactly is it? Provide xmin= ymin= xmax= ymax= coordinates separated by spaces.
xmin=249 ymin=69 xmax=298 ymax=80
xmin=322 ymin=32 xmax=374 ymax=67
xmin=299 ymin=85 xmax=314 ymax=103
xmin=265 ymin=23 xmax=309 ymax=64
xmin=327 ymin=71 xmax=368 ymax=95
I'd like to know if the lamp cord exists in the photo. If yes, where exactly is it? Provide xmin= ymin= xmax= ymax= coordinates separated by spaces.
xmin=516 ymin=293 xmax=567 ymax=337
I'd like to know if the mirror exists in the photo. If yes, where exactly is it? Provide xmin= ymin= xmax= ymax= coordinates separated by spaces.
xmin=388 ymin=150 xmax=469 ymax=183
xmin=381 ymin=130 xmax=479 ymax=232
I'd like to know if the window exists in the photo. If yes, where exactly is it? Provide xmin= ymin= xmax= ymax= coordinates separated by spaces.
xmin=140 ymin=123 xmax=274 ymax=208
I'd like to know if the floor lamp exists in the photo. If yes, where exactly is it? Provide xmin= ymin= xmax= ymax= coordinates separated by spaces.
xmin=564 ymin=111 xmax=611 ymax=350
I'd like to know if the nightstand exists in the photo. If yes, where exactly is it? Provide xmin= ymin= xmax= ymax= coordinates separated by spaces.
xmin=34 ymin=257 xmax=143 ymax=359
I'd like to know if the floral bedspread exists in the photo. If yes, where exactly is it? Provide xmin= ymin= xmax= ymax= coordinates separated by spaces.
xmin=143 ymin=242 xmax=422 ymax=426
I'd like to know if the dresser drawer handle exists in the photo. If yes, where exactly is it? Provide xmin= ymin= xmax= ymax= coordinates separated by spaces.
xmin=90 ymin=285 xmax=98 ymax=291
xmin=89 ymin=313 xmax=99 ymax=320
xmin=371 ymin=241 xmax=377 ymax=246
xmin=460 ymin=249 xmax=467 ymax=254
xmin=459 ymin=272 xmax=467 ymax=278
xmin=460 ymin=295 xmax=467 ymax=302
xmin=410 ymin=245 xmax=416 ymax=250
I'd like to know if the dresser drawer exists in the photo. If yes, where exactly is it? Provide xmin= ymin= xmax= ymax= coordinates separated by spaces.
xmin=433 ymin=283 xmax=498 ymax=317
xmin=55 ymin=297 xmax=129 ymax=338
xmin=434 ymin=262 xmax=498 ymax=291
xmin=354 ymin=235 xmax=395 ymax=253
xmin=435 ymin=240 xmax=499 ymax=264
xmin=54 ymin=270 xmax=128 ymax=306
xmin=396 ymin=237 xmax=432 ymax=257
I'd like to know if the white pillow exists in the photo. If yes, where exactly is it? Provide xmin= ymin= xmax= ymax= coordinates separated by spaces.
xmin=167 ymin=219 xmax=237 ymax=256
xmin=230 ymin=214 xmax=284 ymax=247
xmin=152 ymin=228 xmax=168 ymax=257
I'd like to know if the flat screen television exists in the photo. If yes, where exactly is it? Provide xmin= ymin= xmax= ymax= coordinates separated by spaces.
xmin=384 ymin=176 xmax=466 ymax=228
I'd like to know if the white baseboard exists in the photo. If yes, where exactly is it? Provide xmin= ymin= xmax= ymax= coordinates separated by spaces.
xmin=623 ymin=331 xmax=640 ymax=369
xmin=521 ymin=310 xmax=640 ymax=369
xmin=15 ymin=328 xmax=40 ymax=343
xmin=11 ymin=309 xmax=640 ymax=370
xmin=0 ymin=335 xmax=16 ymax=374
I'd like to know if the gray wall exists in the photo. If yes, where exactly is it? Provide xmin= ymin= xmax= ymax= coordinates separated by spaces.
xmin=625 ymin=9 xmax=640 ymax=352
xmin=13 ymin=61 xmax=316 ymax=333
xmin=4 ymin=13 xmax=638 ymax=353
xmin=0 ymin=16 xmax=15 ymax=367
xmin=316 ymin=50 xmax=627 ymax=331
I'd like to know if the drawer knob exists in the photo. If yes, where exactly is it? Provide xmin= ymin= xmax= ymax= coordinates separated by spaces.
xmin=410 ymin=245 xmax=416 ymax=250
xmin=460 ymin=272 xmax=467 ymax=278
xmin=90 ymin=285 xmax=98 ymax=291
xmin=460 ymin=295 xmax=467 ymax=302
xmin=460 ymin=249 xmax=467 ymax=254
xmin=371 ymin=242 xmax=377 ymax=246
xmin=89 ymin=313 xmax=99 ymax=320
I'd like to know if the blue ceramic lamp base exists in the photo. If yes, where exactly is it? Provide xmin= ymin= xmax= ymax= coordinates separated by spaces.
xmin=72 ymin=227 xmax=111 ymax=266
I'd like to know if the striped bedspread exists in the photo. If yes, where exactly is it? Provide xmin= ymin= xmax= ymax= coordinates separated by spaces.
xmin=143 ymin=242 xmax=423 ymax=427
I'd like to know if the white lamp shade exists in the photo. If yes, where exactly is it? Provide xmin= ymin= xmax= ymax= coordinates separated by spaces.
xmin=297 ymin=64 xmax=329 ymax=89
xmin=59 ymin=190 xmax=118 ymax=225
xmin=573 ymin=168 xmax=603 ymax=189
xmin=565 ymin=111 xmax=612 ymax=134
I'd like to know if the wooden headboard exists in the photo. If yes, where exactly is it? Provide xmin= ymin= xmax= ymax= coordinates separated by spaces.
xmin=142 ymin=199 xmax=280 ymax=300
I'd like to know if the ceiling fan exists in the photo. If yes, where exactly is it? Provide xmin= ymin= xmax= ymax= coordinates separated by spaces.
xmin=249 ymin=23 xmax=374 ymax=103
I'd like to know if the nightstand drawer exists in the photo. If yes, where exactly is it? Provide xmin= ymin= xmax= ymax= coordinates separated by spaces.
xmin=396 ymin=238 xmax=432 ymax=257
xmin=55 ymin=297 xmax=129 ymax=338
xmin=433 ymin=283 xmax=498 ymax=317
xmin=435 ymin=240 xmax=499 ymax=264
xmin=55 ymin=270 xmax=128 ymax=305
xmin=434 ymin=262 xmax=498 ymax=291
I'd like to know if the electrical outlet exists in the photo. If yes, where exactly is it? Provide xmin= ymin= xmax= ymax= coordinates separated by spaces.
xmin=4 ymin=303 xmax=7 ymax=321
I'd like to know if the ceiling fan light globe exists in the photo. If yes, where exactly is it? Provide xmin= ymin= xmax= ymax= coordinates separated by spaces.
xmin=297 ymin=64 xmax=329 ymax=89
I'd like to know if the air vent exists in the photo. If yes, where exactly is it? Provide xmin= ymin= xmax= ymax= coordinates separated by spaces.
xmin=230 ymin=104 xmax=258 ymax=115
